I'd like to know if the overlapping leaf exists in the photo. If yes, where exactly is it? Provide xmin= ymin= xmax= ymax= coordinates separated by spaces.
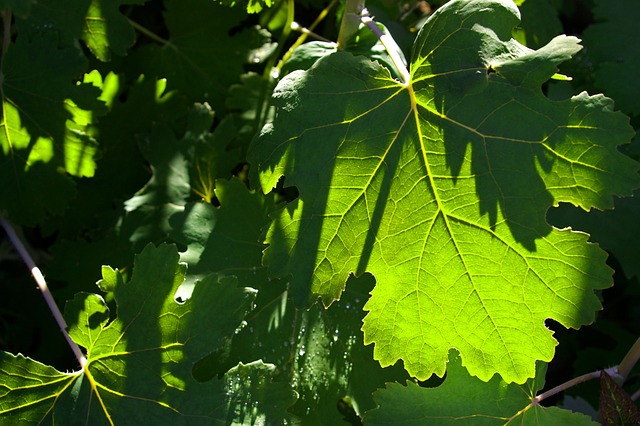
xmin=0 ymin=244 xmax=296 ymax=424
xmin=17 ymin=0 xmax=146 ymax=61
xmin=131 ymin=0 xmax=275 ymax=112
xmin=364 ymin=351 xmax=598 ymax=425
xmin=249 ymin=0 xmax=640 ymax=383
xmin=582 ymin=0 xmax=640 ymax=116
xmin=170 ymin=178 xmax=407 ymax=424
xmin=0 ymin=34 xmax=100 ymax=225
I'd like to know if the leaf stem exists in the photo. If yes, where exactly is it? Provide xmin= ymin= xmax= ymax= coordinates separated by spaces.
xmin=0 ymin=217 xmax=87 ymax=369
xmin=337 ymin=0 xmax=365 ymax=50
xmin=616 ymin=336 xmax=640 ymax=383
xmin=360 ymin=8 xmax=410 ymax=85
xmin=533 ymin=366 xmax=617 ymax=405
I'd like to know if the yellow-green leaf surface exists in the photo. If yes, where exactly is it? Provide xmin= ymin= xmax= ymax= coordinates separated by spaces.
xmin=0 ymin=244 xmax=296 ymax=424
xmin=248 ymin=0 xmax=640 ymax=383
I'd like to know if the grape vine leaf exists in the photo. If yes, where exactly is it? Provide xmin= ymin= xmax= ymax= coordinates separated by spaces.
xmin=364 ymin=351 xmax=598 ymax=425
xmin=548 ymin=191 xmax=640 ymax=280
xmin=131 ymin=0 xmax=275 ymax=112
xmin=170 ymin=178 xmax=274 ymax=289
xmin=170 ymin=180 xmax=406 ymax=424
xmin=18 ymin=0 xmax=146 ymax=61
xmin=514 ymin=0 xmax=563 ymax=49
xmin=248 ymin=0 xmax=640 ymax=383
xmin=582 ymin=0 xmax=640 ymax=116
xmin=0 ymin=34 xmax=100 ymax=225
xmin=0 ymin=243 xmax=298 ymax=424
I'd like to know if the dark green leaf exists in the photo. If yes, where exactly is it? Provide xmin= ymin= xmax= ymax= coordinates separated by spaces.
xmin=18 ymin=0 xmax=146 ymax=61
xmin=0 ymin=34 xmax=99 ymax=225
xmin=599 ymin=370 xmax=640 ymax=426
xmin=582 ymin=0 xmax=640 ymax=116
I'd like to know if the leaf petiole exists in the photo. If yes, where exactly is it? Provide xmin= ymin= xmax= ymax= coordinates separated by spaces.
xmin=359 ymin=8 xmax=410 ymax=85
xmin=534 ymin=336 xmax=640 ymax=404
xmin=0 ymin=216 xmax=87 ymax=370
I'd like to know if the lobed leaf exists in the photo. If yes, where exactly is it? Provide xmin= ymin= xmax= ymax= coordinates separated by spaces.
xmin=249 ymin=0 xmax=640 ymax=383
xmin=0 ymin=244 xmax=298 ymax=424
xmin=582 ymin=0 xmax=640 ymax=116
xmin=0 ymin=34 xmax=100 ymax=225
xmin=132 ymin=0 xmax=275 ymax=112
xmin=17 ymin=0 xmax=146 ymax=61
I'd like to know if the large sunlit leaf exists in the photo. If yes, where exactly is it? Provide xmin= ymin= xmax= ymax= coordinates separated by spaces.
xmin=249 ymin=0 xmax=640 ymax=383
xmin=364 ymin=351 xmax=598 ymax=425
xmin=0 ymin=244 xmax=297 ymax=424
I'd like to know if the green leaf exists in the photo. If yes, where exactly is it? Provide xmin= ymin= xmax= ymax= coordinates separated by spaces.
xmin=514 ymin=0 xmax=563 ymax=49
xmin=548 ymin=191 xmax=640 ymax=280
xmin=599 ymin=370 xmax=640 ymax=426
xmin=249 ymin=0 xmax=640 ymax=383
xmin=131 ymin=0 xmax=274 ymax=112
xmin=0 ymin=243 xmax=299 ymax=424
xmin=364 ymin=350 xmax=598 ymax=425
xmin=18 ymin=0 xmax=146 ymax=61
xmin=212 ymin=0 xmax=276 ymax=13
xmin=0 ymin=0 xmax=35 ymax=18
xmin=169 ymin=177 xmax=275 ymax=292
xmin=582 ymin=0 xmax=640 ymax=116
xmin=0 ymin=34 xmax=99 ymax=225
xmin=124 ymin=122 xmax=191 ymax=211
xmin=170 ymin=181 xmax=406 ymax=424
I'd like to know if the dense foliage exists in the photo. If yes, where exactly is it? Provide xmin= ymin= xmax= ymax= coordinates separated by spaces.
xmin=1 ymin=0 xmax=639 ymax=424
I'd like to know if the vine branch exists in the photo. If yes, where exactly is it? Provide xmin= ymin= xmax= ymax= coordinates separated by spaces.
xmin=0 ymin=216 xmax=87 ymax=370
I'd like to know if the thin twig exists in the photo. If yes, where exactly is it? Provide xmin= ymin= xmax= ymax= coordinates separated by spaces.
xmin=0 ymin=217 xmax=87 ymax=369
xmin=128 ymin=18 xmax=171 ymax=46
xmin=533 ymin=366 xmax=618 ymax=405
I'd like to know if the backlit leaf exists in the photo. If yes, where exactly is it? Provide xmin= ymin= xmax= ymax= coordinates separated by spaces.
xmin=0 ymin=244 xmax=299 ymax=424
xmin=249 ymin=0 xmax=640 ymax=383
